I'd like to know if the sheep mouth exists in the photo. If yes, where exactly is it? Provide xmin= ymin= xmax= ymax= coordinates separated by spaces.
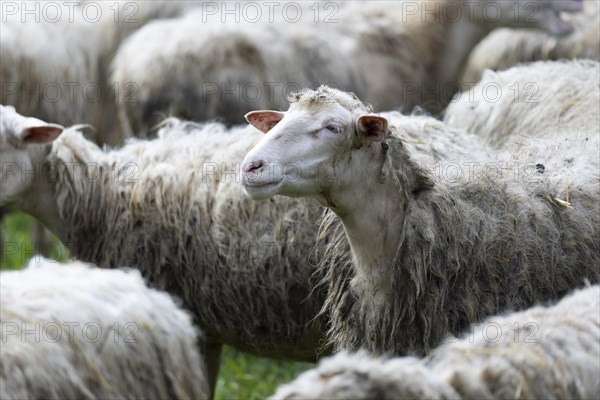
xmin=555 ymin=0 xmax=584 ymax=18
xmin=242 ymin=177 xmax=283 ymax=188
xmin=555 ymin=9 xmax=579 ymax=31
xmin=243 ymin=178 xmax=284 ymax=200
xmin=546 ymin=1 xmax=582 ymax=36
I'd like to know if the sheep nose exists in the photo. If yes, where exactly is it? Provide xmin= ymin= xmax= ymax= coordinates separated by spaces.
xmin=243 ymin=160 xmax=265 ymax=174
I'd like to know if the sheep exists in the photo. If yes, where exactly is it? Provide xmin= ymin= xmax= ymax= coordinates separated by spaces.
xmin=0 ymin=1 xmax=200 ymax=256
xmin=461 ymin=0 xmax=600 ymax=84
xmin=110 ymin=0 xmax=584 ymax=137
xmin=272 ymin=284 xmax=600 ymax=400
xmin=0 ymin=1 xmax=197 ymax=147
xmin=0 ymin=104 xmax=329 ymax=395
xmin=445 ymin=59 xmax=600 ymax=148
xmin=241 ymin=85 xmax=600 ymax=356
xmin=0 ymin=257 xmax=209 ymax=400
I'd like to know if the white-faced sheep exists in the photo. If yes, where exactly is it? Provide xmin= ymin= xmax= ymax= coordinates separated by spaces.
xmin=272 ymin=284 xmax=600 ymax=400
xmin=0 ymin=104 xmax=328 ymax=393
xmin=461 ymin=0 xmax=599 ymax=84
xmin=0 ymin=1 xmax=197 ymax=146
xmin=241 ymin=86 xmax=599 ymax=356
xmin=111 ymin=0 xmax=583 ymax=136
xmin=0 ymin=257 xmax=209 ymax=400
xmin=445 ymin=59 xmax=600 ymax=148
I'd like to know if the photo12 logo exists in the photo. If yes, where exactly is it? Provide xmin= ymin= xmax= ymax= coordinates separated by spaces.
xmin=1 ymin=1 xmax=140 ymax=24
xmin=197 ymin=1 xmax=340 ymax=23
xmin=1 ymin=321 xmax=139 ymax=345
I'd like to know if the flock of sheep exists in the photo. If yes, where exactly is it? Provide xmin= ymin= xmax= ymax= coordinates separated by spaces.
xmin=1 ymin=0 xmax=599 ymax=399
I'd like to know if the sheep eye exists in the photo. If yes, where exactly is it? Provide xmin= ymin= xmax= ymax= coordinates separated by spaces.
xmin=325 ymin=124 xmax=342 ymax=134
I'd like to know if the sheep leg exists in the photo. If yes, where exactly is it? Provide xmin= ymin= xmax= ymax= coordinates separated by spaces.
xmin=118 ymin=103 xmax=136 ymax=140
xmin=0 ymin=207 xmax=5 ymax=261
xmin=33 ymin=221 xmax=49 ymax=257
xmin=204 ymin=340 xmax=223 ymax=400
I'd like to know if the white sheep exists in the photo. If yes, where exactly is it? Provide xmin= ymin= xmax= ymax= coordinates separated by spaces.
xmin=0 ymin=1 xmax=196 ymax=146
xmin=0 ymin=257 xmax=209 ymax=399
xmin=445 ymin=59 xmax=600 ymax=147
xmin=272 ymin=284 xmax=600 ymax=399
xmin=241 ymin=85 xmax=599 ymax=356
xmin=0 ymin=0 xmax=198 ymax=273
xmin=461 ymin=0 xmax=600 ymax=84
xmin=0 ymin=104 xmax=328 ymax=395
xmin=111 ymin=0 xmax=583 ymax=136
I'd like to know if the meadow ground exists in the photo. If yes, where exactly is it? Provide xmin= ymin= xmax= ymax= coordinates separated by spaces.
xmin=1 ymin=211 xmax=313 ymax=399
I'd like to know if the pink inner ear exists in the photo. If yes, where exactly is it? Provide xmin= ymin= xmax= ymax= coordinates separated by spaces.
xmin=361 ymin=119 xmax=383 ymax=136
xmin=246 ymin=111 xmax=284 ymax=134
xmin=357 ymin=115 xmax=388 ymax=142
xmin=23 ymin=126 xmax=63 ymax=143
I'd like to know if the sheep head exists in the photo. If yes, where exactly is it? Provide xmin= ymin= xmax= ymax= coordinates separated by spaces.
xmin=241 ymin=86 xmax=390 ymax=211
xmin=0 ymin=105 xmax=63 ymax=206
xmin=470 ymin=0 xmax=584 ymax=36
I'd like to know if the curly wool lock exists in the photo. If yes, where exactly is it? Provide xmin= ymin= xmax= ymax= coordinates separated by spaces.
xmin=0 ymin=258 xmax=208 ymax=400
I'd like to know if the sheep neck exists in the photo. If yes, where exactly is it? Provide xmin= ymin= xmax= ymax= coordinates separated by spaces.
xmin=399 ymin=2 xmax=489 ymax=112
xmin=19 ymin=152 xmax=67 ymax=241
xmin=435 ymin=11 xmax=489 ymax=92
xmin=332 ymin=175 xmax=406 ymax=302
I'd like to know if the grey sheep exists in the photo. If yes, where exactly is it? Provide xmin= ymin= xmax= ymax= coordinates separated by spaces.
xmin=241 ymin=85 xmax=599 ymax=356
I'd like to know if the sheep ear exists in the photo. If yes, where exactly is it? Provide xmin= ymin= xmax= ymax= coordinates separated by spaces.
xmin=356 ymin=114 xmax=388 ymax=142
xmin=22 ymin=124 xmax=64 ymax=144
xmin=245 ymin=111 xmax=285 ymax=134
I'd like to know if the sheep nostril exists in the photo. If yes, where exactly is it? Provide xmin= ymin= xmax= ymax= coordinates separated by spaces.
xmin=243 ymin=160 xmax=265 ymax=174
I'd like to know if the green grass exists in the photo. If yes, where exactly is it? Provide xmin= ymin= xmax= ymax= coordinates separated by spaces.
xmin=217 ymin=347 xmax=312 ymax=399
xmin=0 ymin=211 xmax=69 ymax=269
xmin=1 ymin=211 xmax=313 ymax=399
